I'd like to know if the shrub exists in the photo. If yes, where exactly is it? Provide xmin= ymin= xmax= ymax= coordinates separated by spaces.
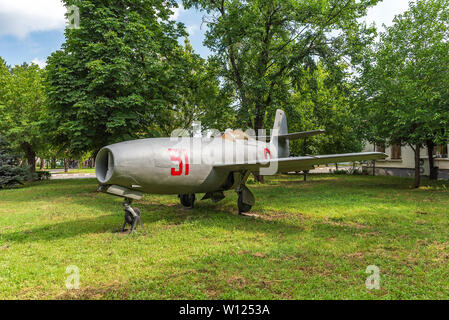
xmin=0 ymin=136 xmax=30 ymax=188
xmin=333 ymin=170 xmax=349 ymax=175
xmin=36 ymin=171 xmax=51 ymax=180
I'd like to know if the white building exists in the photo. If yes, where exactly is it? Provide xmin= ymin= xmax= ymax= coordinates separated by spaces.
xmin=363 ymin=143 xmax=449 ymax=180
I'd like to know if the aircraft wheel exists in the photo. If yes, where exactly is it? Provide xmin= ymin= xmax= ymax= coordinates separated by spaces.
xmin=179 ymin=194 xmax=195 ymax=208
xmin=238 ymin=193 xmax=252 ymax=214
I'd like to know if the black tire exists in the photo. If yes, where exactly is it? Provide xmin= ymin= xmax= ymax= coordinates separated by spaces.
xmin=238 ymin=194 xmax=252 ymax=213
xmin=180 ymin=194 xmax=195 ymax=208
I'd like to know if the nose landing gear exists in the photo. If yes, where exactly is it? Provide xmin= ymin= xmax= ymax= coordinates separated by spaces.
xmin=121 ymin=198 xmax=143 ymax=233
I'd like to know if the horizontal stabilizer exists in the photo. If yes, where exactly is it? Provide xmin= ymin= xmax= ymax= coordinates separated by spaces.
xmin=277 ymin=129 xmax=326 ymax=140
xmin=258 ymin=130 xmax=325 ymax=142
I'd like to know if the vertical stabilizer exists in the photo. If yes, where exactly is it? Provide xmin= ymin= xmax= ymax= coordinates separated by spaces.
xmin=270 ymin=109 xmax=289 ymax=159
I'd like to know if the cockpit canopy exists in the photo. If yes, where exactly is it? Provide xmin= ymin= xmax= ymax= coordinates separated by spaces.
xmin=221 ymin=129 xmax=255 ymax=141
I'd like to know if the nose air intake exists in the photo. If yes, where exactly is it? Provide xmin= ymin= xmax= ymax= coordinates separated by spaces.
xmin=95 ymin=148 xmax=115 ymax=184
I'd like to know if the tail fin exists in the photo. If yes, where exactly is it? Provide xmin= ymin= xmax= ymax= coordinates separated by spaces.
xmin=270 ymin=109 xmax=289 ymax=158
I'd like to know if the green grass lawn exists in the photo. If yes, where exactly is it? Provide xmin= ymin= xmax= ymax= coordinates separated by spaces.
xmin=0 ymin=175 xmax=448 ymax=300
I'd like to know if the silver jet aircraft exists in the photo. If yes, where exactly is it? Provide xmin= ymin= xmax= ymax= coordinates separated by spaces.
xmin=95 ymin=109 xmax=386 ymax=232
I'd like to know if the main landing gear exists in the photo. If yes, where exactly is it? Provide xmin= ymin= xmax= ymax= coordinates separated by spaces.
xmin=121 ymin=198 xmax=143 ymax=233
xmin=179 ymin=194 xmax=196 ymax=208
xmin=178 ymin=171 xmax=255 ymax=216
xmin=238 ymin=192 xmax=252 ymax=214
xmin=235 ymin=171 xmax=255 ymax=216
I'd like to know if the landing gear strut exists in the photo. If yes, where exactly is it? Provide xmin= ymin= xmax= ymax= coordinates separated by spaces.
xmin=238 ymin=192 xmax=252 ymax=214
xmin=235 ymin=171 xmax=255 ymax=215
xmin=121 ymin=198 xmax=143 ymax=233
xmin=179 ymin=194 xmax=195 ymax=208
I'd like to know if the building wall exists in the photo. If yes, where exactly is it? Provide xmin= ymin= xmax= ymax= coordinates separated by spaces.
xmin=363 ymin=143 xmax=449 ymax=179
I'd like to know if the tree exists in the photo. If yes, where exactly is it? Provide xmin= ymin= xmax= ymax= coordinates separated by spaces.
xmin=183 ymin=0 xmax=380 ymax=135
xmin=0 ymin=59 xmax=46 ymax=176
xmin=357 ymin=0 xmax=449 ymax=187
xmin=0 ymin=135 xmax=30 ymax=188
xmin=274 ymin=63 xmax=363 ymax=157
xmin=45 ymin=0 xmax=188 ymax=156
xmin=148 ymin=39 xmax=235 ymax=136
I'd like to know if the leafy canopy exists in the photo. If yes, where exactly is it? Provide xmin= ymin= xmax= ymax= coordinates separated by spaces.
xmin=184 ymin=0 xmax=380 ymax=132
xmin=357 ymin=0 xmax=449 ymax=147
xmin=0 ymin=59 xmax=46 ymax=174
xmin=46 ymin=0 xmax=188 ymax=155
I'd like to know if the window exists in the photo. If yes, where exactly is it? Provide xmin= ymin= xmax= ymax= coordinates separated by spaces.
xmin=434 ymin=144 xmax=448 ymax=158
xmin=376 ymin=143 xmax=386 ymax=153
xmin=391 ymin=144 xmax=402 ymax=160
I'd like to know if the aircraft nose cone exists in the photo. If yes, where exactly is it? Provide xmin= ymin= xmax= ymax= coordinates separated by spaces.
xmin=95 ymin=148 xmax=115 ymax=184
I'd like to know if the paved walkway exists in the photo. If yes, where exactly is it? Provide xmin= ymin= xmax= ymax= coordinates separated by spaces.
xmin=309 ymin=166 xmax=353 ymax=174
xmin=50 ymin=173 xmax=96 ymax=180
xmin=49 ymin=169 xmax=96 ymax=180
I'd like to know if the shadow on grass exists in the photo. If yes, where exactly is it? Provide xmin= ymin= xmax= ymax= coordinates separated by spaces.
xmin=0 ymin=198 xmax=305 ymax=244
xmin=2 ymin=200 xmax=441 ymax=248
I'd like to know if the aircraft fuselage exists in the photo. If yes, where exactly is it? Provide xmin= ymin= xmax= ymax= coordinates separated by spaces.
xmin=95 ymin=137 xmax=272 ymax=195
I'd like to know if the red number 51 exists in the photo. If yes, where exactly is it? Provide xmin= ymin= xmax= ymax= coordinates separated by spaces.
xmin=168 ymin=149 xmax=190 ymax=176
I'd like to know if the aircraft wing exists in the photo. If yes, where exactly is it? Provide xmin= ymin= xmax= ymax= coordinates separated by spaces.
xmin=213 ymin=152 xmax=386 ymax=173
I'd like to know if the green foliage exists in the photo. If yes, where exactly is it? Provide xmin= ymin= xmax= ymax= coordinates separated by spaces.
xmin=45 ymin=0 xmax=188 ymax=155
xmin=149 ymin=39 xmax=235 ymax=135
xmin=0 ymin=59 xmax=46 ymax=174
xmin=35 ymin=171 xmax=52 ymax=181
xmin=271 ymin=64 xmax=363 ymax=156
xmin=356 ymin=0 xmax=449 ymax=147
xmin=355 ymin=0 xmax=449 ymax=186
xmin=184 ymin=0 xmax=380 ymax=134
xmin=0 ymin=136 xmax=29 ymax=188
xmin=333 ymin=169 xmax=349 ymax=175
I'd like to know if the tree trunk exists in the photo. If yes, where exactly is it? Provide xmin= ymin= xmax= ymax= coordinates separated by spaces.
xmin=254 ymin=112 xmax=265 ymax=137
xmin=27 ymin=153 xmax=36 ymax=178
xmin=426 ymin=140 xmax=438 ymax=180
xmin=64 ymin=159 xmax=69 ymax=173
xmin=51 ymin=157 xmax=56 ymax=169
xmin=21 ymin=143 xmax=36 ymax=178
xmin=39 ymin=158 xmax=44 ymax=170
xmin=413 ymin=144 xmax=421 ymax=189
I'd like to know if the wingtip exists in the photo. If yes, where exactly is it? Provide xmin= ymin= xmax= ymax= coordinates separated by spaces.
xmin=374 ymin=152 xmax=388 ymax=159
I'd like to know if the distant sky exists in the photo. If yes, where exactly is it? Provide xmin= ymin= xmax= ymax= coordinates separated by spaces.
xmin=0 ymin=0 xmax=411 ymax=68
